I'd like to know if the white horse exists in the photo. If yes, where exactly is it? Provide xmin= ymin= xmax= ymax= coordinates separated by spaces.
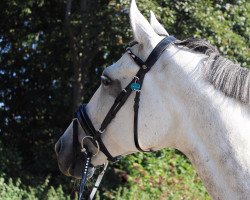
xmin=55 ymin=0 xmax=250 ymax=199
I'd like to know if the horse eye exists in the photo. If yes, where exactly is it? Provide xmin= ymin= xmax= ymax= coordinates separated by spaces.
xmin=101 ymin=75 xmax=112 ymax=86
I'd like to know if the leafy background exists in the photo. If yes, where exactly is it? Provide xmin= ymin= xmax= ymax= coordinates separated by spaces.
xmin=0 ymin=0 xmax=249 ymax=199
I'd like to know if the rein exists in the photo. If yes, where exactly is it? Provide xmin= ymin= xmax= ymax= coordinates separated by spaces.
xmin=73 ymin=35 xmax=177 ymax=199
xmin=72 ymin=119 xmax=109 ymax=200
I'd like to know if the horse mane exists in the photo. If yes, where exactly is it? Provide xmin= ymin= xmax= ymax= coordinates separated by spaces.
xmin=176 ymin=38 xmax=250 ymax=104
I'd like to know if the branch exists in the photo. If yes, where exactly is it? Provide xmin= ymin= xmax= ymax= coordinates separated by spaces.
xmin=64 ymin=0 xmax=79 ymax=64
xmin=65 ymin=0 xmax=73 ymax=22
xmin=65 ymin=0 xmax=83 ymax=111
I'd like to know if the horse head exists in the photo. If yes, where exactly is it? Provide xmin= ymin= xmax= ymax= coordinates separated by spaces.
xmin=55 ymin=0 xmax=183 ymax=178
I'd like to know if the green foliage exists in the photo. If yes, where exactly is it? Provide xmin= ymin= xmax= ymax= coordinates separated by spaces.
xmin=0 ymin=176 xmax=71 ymax=200
xmin=138 ymin=0 xmax=249 ymax=65
xmin=0 ymin=0 xmax=249 ymax=199
xmin=102 ymin=149 xmax=209 ymax=199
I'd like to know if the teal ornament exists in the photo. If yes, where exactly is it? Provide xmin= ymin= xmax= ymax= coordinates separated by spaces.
xmin=130 ymin=83 xmax=141 ymax=91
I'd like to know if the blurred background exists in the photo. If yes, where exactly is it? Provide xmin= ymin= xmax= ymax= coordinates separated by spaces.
xmin=0 ymin=0 xmax=249 ymax=199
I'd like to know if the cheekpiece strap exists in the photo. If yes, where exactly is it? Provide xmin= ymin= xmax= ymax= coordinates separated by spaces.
xmin=126 ymin=48 xmax=145 ymax=67
xmin=126 ymin=36 xmax=176 ymax=71
xmin=126 ymin=36 xmax=176 ymax=152
xmin=145 ymin=36 xmax=176 ymax=71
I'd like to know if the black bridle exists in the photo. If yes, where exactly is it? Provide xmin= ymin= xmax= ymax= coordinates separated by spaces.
xmin=73 ymin=35 xmax=177 ymax=199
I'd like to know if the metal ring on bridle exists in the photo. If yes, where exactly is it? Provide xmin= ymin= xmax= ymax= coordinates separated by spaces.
xmin=98 ymin=129 xmax=105 ymax=134
xmin=81 ymin=136 xmax=100 ymax=157
xmin=126 ymin=48 xmax=131 ymax=53
xmin=134 ymin=76 xmax=139 ymax=83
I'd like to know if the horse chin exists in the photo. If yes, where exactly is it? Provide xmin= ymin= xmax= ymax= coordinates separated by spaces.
xmin=57 ymin=161 xmax=72 ymax=177
xmin=66 ymin=161 xmax=96 ymax=179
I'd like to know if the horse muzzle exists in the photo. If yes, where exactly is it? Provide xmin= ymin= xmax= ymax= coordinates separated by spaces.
xmin=55 ymin=131 xmax=96 ymax=179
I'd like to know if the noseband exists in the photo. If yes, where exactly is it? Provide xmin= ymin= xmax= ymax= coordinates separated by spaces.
xmin=73 ymin=36 xmax=176 ymax=199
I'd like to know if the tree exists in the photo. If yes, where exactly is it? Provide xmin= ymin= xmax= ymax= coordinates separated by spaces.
xmin=0 ymin=0 xmax=249 ymax=197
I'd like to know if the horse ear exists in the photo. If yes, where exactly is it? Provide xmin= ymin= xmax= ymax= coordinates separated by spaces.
xmin=130 ymin=0 xmax=159 ymax=46
xmin=150 ymin=11 xmax=169 ymax=36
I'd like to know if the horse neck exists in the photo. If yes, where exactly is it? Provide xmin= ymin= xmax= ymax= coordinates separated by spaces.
xmin=164 ymin=47 xmax=250 ymax=199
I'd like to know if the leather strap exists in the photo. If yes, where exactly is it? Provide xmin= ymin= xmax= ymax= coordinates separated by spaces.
xmin=72 ymin=35 xmax=177 ymax=200
xmin=75 ymin=105 xmax=117 ymax=162
xmin=145 ymin=36 xmax=176 ymax=71
xmin=128 ymin=36 xmax=176 ymax=151
xmin=74 ymin=36 xmax=177 ymax=160
xmin=88 ymin=162 xmax=109 ymax=200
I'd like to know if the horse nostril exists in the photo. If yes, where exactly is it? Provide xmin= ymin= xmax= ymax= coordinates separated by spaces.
xmin=55 ymin=139 xmax=62 ymax=156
